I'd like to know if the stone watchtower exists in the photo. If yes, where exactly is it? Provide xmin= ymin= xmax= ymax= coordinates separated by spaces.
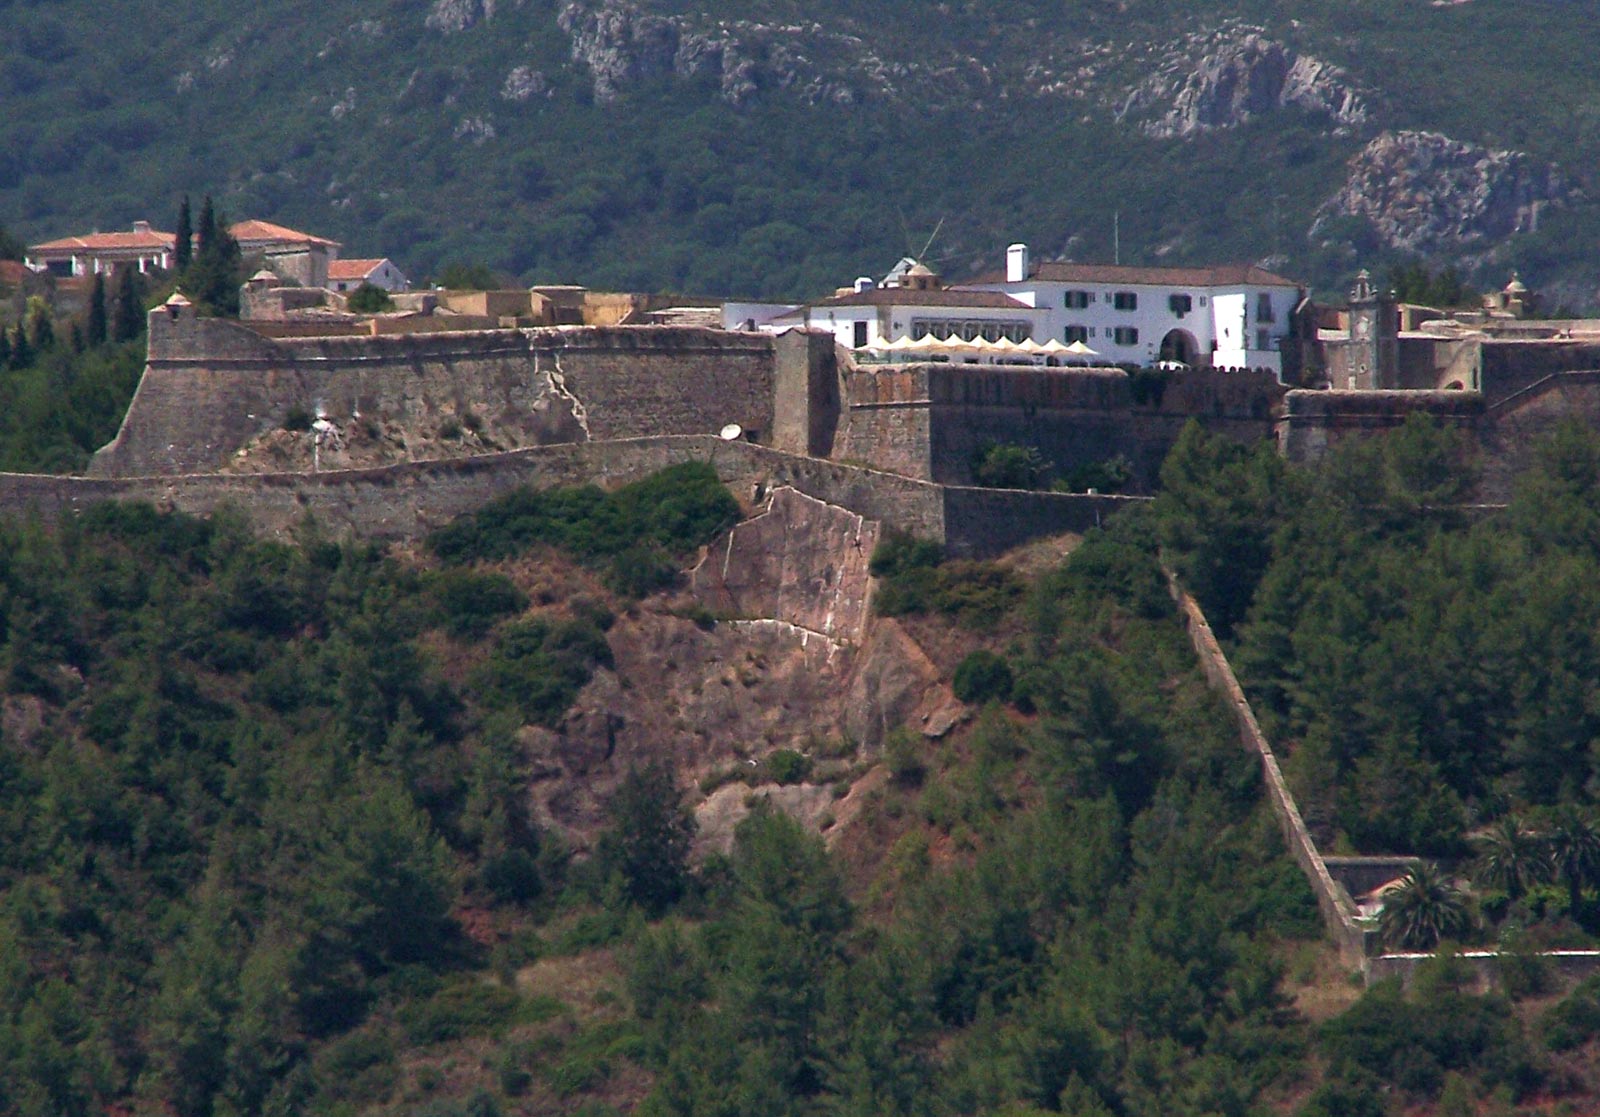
xmin=1346 ymin=269 xmax=1398 ymax=390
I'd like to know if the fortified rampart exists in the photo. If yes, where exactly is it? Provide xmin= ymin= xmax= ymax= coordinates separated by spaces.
xmin=837 ymin=363 xmax=1283 ymax=488
xmin=6 ymin=436 xmax=1136 ymax=558
xmin=91 ymin=312 xmax=781 ymax=477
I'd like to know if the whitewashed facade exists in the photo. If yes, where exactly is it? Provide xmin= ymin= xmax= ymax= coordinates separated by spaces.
xmin=960 ymin=245 xmax=1303 ymax=376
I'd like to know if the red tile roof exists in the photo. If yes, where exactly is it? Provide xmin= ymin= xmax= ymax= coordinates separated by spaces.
xmin=327 ymin=258 xmax=389 ymax=281
xmin=812 ymin=288 xmax=1033 ymax=310
xmin=229 ymin=220 xmax=341 ymax=248
xmin=964 ymin=262 xmax=1302 ymax=288
xmin=29 ymin=227 xmax=175 ymax=253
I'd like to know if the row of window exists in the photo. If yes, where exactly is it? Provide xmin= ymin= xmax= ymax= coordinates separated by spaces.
xmin=1057 ymin=289 xmax=1279 ymax=323
xmin=909 ymin=318 xmax=1033 ymax=343
xmin=1065 ymin=325 xmax=1142 ymax=345
xmin=1062 ymin=325 xmax=1276 ymax=350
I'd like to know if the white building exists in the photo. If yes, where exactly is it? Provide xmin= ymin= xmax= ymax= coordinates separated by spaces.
xmin=762 ymin=263 xmax=1040 ymax=352
xmin=959 ymin=244 xmax=1304 ymax=376
xmin=328 ymin=258 xmax=410 ymax=294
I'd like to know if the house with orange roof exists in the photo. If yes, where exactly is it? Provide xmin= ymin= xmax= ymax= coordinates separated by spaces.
xmin=25 ymin=221 xmax=177 ymax=277
xmin=229 ymin=220 xmax=342 ymax=289
xmin=327 ymin=258 xmax=409 ymax=294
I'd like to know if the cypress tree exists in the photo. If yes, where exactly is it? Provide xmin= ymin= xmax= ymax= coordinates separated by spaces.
xmin=25 ymin=302 xmax=53 ymax=353
xmin=182 ymin=202 xmax=244 ymax=318
xmin=70 ymin=322 xmax=85 ymax=353
xmin=9 ymin=322 xmax=31 ymax=369
xmin=0 ymin=327 xmax=10 ymax=369
xmin=196 ymin=195 xmax=216 ymax=260
xmin=174 ymin=195 xmax=193 ymax=272
xmin=112 ymin=267 xmax=143 ymax=342
xmin=87 ymin=272 xmax=108 ymax=347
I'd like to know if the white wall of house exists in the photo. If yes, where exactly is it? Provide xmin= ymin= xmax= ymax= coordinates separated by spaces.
xmin=968 ymin=277 xmax=1298 ymax=375
xmin=803 ymin=303 xmax=1044 ymax=350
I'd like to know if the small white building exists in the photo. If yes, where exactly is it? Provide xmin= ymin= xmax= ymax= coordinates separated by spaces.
xmin=327 ymin=258 xmax=410 ymax=294
xmin=25 ymin=220 xmax=176 ymax=277
xmin=959 ymin=244 xmax=1304 ymax=376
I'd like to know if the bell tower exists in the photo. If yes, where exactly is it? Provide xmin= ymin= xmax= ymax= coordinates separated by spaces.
xmin=1346 ymin=269 xmax=1398 ymax=389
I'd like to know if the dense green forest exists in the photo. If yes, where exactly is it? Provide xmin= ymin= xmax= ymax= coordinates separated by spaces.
xmin=5 ymin=449 xmax=1600 ymax=1115
xmin=3 ymin=1 xmax=1600 ymax=301
xmin=1148 ymin=417 xmax=1600 ymax=946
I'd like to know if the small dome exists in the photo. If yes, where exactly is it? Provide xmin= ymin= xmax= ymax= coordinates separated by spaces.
xmin=906 ymin=262 xmax=934 ymax=277
xmin=164 ymin=291 xmax=192 ymax=306
xmin=251 ymin=269 xmax=278 ymax=282
xmin=1505 ymin=272 xmax=1527 ymax=294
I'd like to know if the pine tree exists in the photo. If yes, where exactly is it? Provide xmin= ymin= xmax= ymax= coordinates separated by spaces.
xmin=87 ymin=272 xmax=108 ymax=347
xmin=112 ymin=267 xmax=143 ymax=342
xmin=174 ymin=195 xmax=193 ymax=272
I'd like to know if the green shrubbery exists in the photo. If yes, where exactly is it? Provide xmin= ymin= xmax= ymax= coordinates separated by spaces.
xmin=869 ymin=533 xmax=1023 ymax=628
xmin=428 ymin=461 xmax=738 ymax=596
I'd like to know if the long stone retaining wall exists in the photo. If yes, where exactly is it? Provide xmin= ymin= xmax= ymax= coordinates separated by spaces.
xmin=1165 ymin=567 xmax=1377 ymax=968
xmin=0 ymin=436 xmax=1134 ymax=557
xmin=1168 ymin=567 xmax=1600 ymax=989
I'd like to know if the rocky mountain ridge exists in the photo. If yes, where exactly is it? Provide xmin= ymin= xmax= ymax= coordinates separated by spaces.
xmin=5 ymin=0 xmax=1600 ymax=303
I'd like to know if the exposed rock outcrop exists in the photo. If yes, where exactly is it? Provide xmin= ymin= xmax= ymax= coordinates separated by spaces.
xmin=1311 ymin=130 xmax=1572 ymax=255
xmin=1118 ymin=28 xmax=1367 ymax=137
xmin=556 ymin=0 xmax=877 ymax=106
xmin=425 ymin=0 xmax=493 ymax=35
xmin=500 ymin=65 xmax=549 ymax=102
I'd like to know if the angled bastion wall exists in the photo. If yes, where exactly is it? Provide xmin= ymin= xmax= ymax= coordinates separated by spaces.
xmin=90 ymin=313 xmax=778 ymax=477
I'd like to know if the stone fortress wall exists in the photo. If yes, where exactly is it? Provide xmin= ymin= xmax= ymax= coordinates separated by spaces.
xmin=20 ymin=303 xmax=1600 ymax=550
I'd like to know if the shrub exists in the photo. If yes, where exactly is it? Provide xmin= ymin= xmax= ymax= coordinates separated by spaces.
xmin=283 ymin=405 xmax=313 ymax=432
xmin=953 ymin=650 xmax=1014 ymax=704
xmin=885 ymin=727 xmax=926 ymax=787
xmin=869 ymin=532 xmax=943 ymax=580
xmin=428 ymin=463 xmax=737 ymax=572
xmin=346 ymin=283 xmax=394 ymax=313
xmin=1056 ymin=454 xmax=1134 ymax=494
xmin=766 ymin=748 xmax=811 ymax=785
xmin=1541 ymin=972 xmax=1600 ymax=1051
xmin=972 ymin=440 xmax=1052 ymax=489
xmin=399 ymin=981 xmax=522 ymax=1045
xmin=471 ymin=617 xmax=612 ymax=726
xmin=428 ymin=568 xmax=527 ymax=638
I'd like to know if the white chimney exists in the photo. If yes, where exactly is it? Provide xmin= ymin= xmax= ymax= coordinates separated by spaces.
xmin=854 ymin=276 xmax=874 ymax=293
xmin=133 ymin=220 xmax=152 ymax=234
xmin=1006 ymin=243 xmax=1029 ymax=284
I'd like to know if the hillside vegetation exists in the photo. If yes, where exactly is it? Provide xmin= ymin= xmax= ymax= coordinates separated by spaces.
xmin=4 ymin=456 xmax=1600 ymax=1115
xmin=3 ymin=1 xmax=1600 ymax=302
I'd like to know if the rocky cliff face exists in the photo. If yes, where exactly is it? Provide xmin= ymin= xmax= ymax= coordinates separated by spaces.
xmin=556 ymin=0 xmax=895 ymax=106
xmin=1311 ymin=130 xmax=1573 ymax=256
xmin=1117 ymin=28 xmax=1367 ymax=138
xmin=521 ymin=487 xmax=963 ymax=854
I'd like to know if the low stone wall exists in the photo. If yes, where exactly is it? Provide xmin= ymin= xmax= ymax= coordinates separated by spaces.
xmin=1366 ymin=950 xmax=1600 ymax=994
xmin=1 ymin=437 xmax=951 ymax=547
xmin=1165 ymin=569 xmax=1376 ymax=968
xmin=942 ymin=487 xmax=1147 ymax=557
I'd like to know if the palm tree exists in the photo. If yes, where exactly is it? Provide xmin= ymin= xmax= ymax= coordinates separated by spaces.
xmin=1379 ymin=862 xmax=1473 ymax=950
xmin=1546 ymin=805 xmax=1600 ymax=917
xmin=1471 ymin=815 xmax=1551 ymax=901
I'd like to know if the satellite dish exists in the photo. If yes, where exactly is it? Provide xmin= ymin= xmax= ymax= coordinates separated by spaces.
xmin=720 ymin=423 xmax=743 ymax=441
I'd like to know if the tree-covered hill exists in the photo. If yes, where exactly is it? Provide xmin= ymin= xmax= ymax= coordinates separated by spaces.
xmin=4 ymin=0 xmax=1600 ymax=304
xmin=4 ymin=457 xmax=1600 ymax=1115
